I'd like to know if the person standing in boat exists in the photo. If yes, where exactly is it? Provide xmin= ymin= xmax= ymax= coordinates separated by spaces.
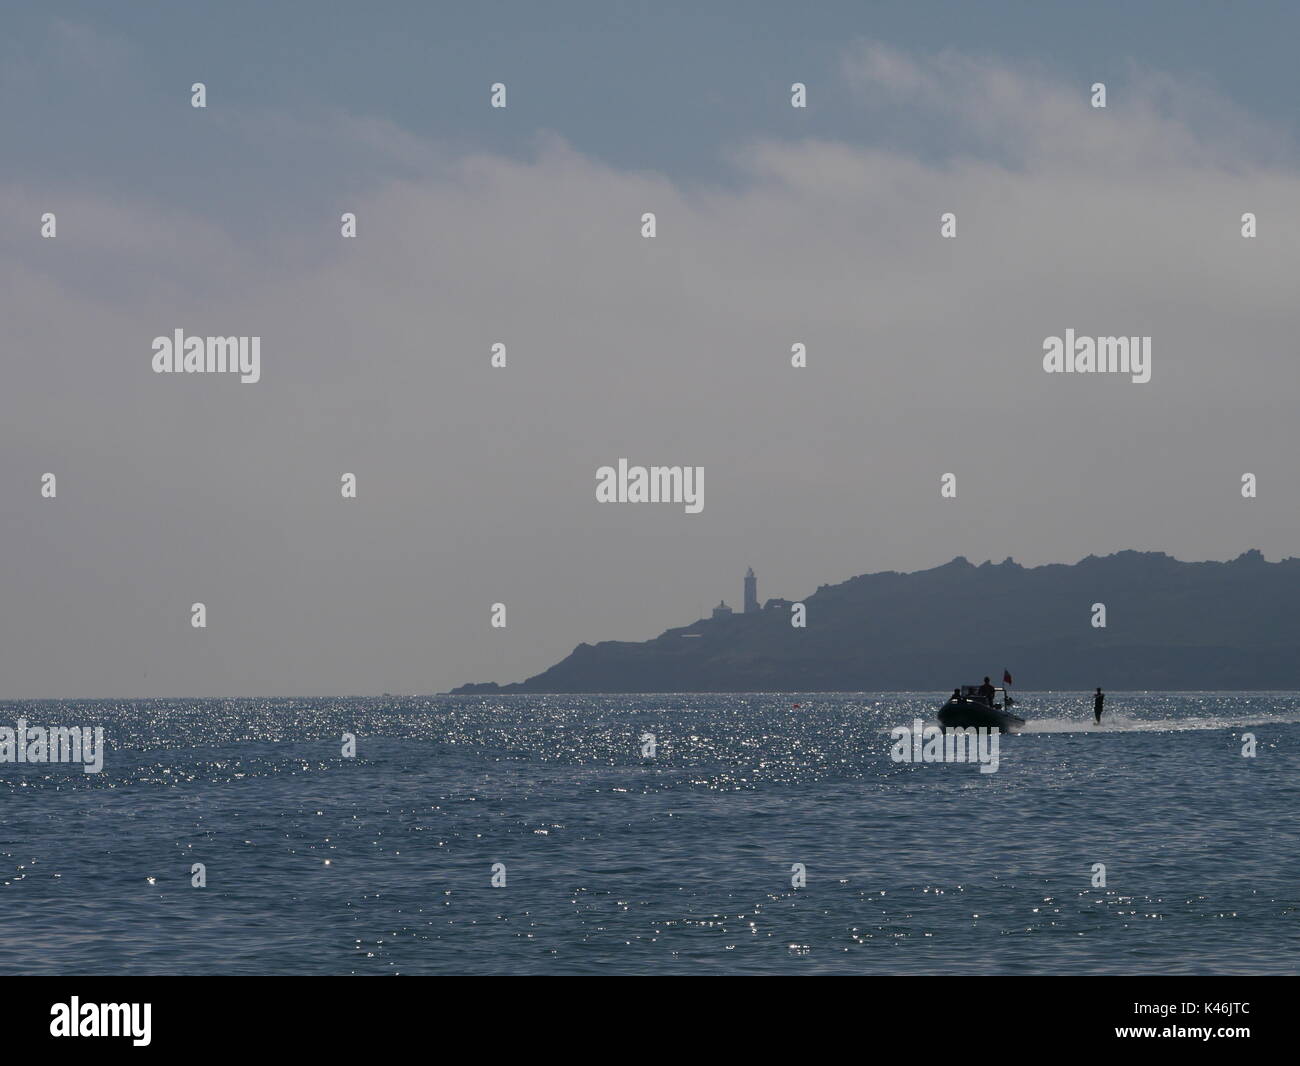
xmin=1093 ymin=686 xmax=1105 ymax=724
xmin=978 ymin=676 xmax=996 ymax=706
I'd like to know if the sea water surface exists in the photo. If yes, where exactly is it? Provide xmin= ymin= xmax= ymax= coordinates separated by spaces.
xmin=0 ymin=693 xmax=1296 ymax=975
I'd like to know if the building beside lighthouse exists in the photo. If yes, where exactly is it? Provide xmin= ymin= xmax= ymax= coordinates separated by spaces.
xmin=706 ymin=569 xmax=782 ymax=623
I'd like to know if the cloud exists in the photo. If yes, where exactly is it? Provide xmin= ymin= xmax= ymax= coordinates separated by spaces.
xmin=2 ymin=39 xmax=1298 ymax=696
xmin=841 ymin=41 xmax=1291 ymax=172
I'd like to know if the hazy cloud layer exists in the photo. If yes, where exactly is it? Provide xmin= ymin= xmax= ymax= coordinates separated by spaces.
xmin=2 ymin=32 xmax=1297 ymax=696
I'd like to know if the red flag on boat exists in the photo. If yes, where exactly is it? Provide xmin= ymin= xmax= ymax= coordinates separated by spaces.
xmin=1003 ymin=669 xmax=1013 ymax=685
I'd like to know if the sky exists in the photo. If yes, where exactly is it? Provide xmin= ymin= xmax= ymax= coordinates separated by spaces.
xmin=3 ymin=2 xmax=1300 ymax=697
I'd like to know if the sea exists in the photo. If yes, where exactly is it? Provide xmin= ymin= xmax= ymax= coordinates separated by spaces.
xmin=1 ymin=693 xmax=1296 ymax=976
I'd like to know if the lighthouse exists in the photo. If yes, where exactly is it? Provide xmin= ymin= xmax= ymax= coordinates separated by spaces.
xmin=744 ymin=567 xmax=758 ymax=614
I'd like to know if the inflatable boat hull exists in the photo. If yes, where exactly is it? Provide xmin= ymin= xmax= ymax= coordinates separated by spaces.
xmin=938 ymin=699 xmax=1025 ymax=733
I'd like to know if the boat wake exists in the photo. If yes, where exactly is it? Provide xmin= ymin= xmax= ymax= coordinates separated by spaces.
xmin=1019 ymin=713 xmax=1300 ymax=734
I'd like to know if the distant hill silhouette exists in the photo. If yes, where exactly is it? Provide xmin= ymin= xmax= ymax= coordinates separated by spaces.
xmin=450 ymin=550 xmax=1300 ymax=692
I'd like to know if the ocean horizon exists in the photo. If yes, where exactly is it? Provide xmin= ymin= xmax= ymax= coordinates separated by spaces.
xmin=2 ymin=691 xmax=1295 ymax=976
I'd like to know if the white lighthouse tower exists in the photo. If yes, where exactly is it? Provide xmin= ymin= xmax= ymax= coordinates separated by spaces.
xmin=744 ymin=567 xmax=758 ymax=614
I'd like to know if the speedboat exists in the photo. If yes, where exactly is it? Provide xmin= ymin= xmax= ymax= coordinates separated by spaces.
xmin=938 ymin=685 xmax=1025 ymax=733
